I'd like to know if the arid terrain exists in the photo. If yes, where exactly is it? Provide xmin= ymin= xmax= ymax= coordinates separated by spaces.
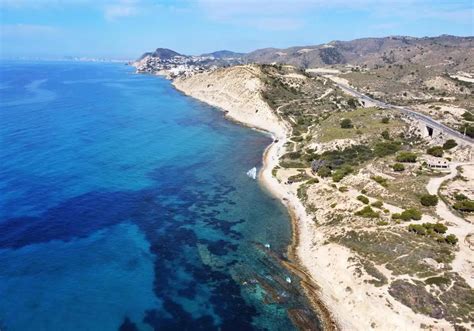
xmin=137 ymin=35 xmax=474 ymax=330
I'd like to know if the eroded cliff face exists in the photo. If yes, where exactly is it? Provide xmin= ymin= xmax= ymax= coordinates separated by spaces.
xmin=173 ymin=65 xmax=286 ymax=138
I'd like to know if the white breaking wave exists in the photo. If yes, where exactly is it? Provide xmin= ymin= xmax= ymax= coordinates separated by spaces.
xmin=246 ymin=167 xmax=257 ymax=179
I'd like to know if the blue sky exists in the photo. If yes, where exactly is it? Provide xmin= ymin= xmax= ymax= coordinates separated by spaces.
xmin=1 ymin=0 xmax=473 ymax=59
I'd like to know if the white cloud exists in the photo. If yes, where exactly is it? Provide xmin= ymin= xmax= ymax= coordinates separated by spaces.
xmin=104 ymin=0 xmax=141 ymax=21
xmin=194 ymin=0 xmax=474 ymax=29
xmin=1 ymin=0 xmax=146 ymax=21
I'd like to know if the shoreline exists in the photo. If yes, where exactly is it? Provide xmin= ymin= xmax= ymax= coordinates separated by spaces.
xmin=172 ymin=76 xmax=339 ymax=330
xmin=260 ymin=139 xmax=338 ymax=331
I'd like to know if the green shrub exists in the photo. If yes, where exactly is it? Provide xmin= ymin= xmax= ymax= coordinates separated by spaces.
xmin=381 ymin=130 xmax=390 ymax=140
xmin=288 ymin=172 xmax=311 ymax=183
xmin=425 ymin=276 xmax=450 ymax=286
xmin=272 ymin=167 xmax=279 ymax=177
xmin=340 ymin=118 xmax=353 ymax=129
xmin=462 ymin=111 xmax=474 ymax=122
xmin=292 ymin=136 xmax=304 ymax=142
xmin=285 ymin=151 xmax=302 ymax=160
xmin=332 ymin=165 xmax=353 ymax=182
xmin=393 ymin=208 xmax=422 ymax=221
xmin=403 ymin=208 xmax=422 ymax=220
xmin=433 ymin=223 xmax=448 ymax=234
xmin=442 ymin=139 xmax=457 ymax=150
xmin=459 ymin=123 xmax=474 ymax=138
xmin=338 ymin=186 xmax=348 ymax=192
xmin=377 ymin=220 xmax=389 ymax=226
xmin=371 ymin=176 xmax=388 ymax=187
xmin=392 ymin=163 xmax=405 ymax=172
xmin=396 ymin=152 xmax=417 ymax=163
xmin=306 ymin=178 xmax=320 ymax=184
xmin=319 ymin=145 xmax=373 ymax=169
xmin=445 ymin=234 xmax=458 ymax=245
xmin=420 ymin=194 xmax=439 ymax=207
xmin=355 ymin=206 xmax=379 ymax=218
xmin=371 ymin=200 xmax=384 ymax=208
xmin=357 ymin=195 xmax=369 ymax=204
xmin=374 ymin=141 xmax=401 ymax=157
xmin=408 ymin=224 xmax=427 ymax=235
xmin=427 ymin=146 xmax=444 ymax=157
xmin=381 ymin=117 xmax=390 ymax=124
xmin=453 ymin=199 xmax=474 ymax=212
xmin=347 ymin=98 xmax=359 ymax=109
xmin=317 ymin=166 xmax=332 ymax=178
xmin=454 ymin=193 xmax=467 ymax=201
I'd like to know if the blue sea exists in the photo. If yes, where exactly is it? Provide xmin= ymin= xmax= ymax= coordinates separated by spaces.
xmin=0 ymin=61 xmax=320 ymax=331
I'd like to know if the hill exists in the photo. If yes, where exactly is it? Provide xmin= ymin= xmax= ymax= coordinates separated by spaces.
xmin=245 ymin=35 xmax=474 ymax=71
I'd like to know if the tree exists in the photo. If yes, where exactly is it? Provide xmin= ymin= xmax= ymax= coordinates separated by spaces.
xmin=392 ymin=163 xmax=405 ymax=172
xmin=420 ymin=194 xmax=439 ymax=207
xmin=443 ymin=139 xmax=457 ymax=150
xmin=427 ymin=146 xmax=444 ymax=157
xmin=340 ymin=118 xmax=353 ymax=129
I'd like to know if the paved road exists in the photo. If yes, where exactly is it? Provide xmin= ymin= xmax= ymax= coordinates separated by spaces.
xmin=333 ymin=82 xmax=473 ymax=145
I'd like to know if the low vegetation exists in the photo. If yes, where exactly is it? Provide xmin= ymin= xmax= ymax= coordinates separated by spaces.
xmin=340 ymin=118 xmax=353 ymax=129
xmin=371 ymin=175 xmax=388 ymax=187
xmin=442 ymin=139 xmax=457 ymax=150
xmin=392 ymin=208 xmax=422 ymax=221
xmin=426 ymin=146 xmax=444 ymax=157
xmin=396 ymin=151 xmax=417 ymax=163
xmin=355 ymin=206 xmax=379 ymax=218
xmin=392 ymin=163 xmax=405 ymax=172
xmin=453 ymin=199 xmax=474 ymax=212
xmin=420 ymin=194 xmax=439 ymax=207
xmin=357 ymin=195 xmax=369 ymax=204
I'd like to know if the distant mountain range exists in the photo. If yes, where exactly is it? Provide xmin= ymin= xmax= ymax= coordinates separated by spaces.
xmin=200 ymin=50 xmax=245 ymax=59
xmin=138 ymin=48 xmax=244 ymax=60
xmin=245 ymin=35 xmax=474 ymax=70
xmin=137 ymin=35 xmax=474 ymax=71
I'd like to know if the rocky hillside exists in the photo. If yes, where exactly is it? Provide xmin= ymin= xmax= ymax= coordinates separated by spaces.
xmin=138 ymin=48 xmax=182 ymax=60
xmin=245 ymin=35 xmax=474 ymax=71
xmin=173 ymin=65 xmax=286 ymax=137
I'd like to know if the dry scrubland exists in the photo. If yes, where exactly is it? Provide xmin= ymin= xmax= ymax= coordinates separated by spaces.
xmin=174 ymin=63 xmax=474 ymax=330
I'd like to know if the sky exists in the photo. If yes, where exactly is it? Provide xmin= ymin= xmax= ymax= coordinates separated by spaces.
xmin=0 ymin=0 xmax=473 ymax=59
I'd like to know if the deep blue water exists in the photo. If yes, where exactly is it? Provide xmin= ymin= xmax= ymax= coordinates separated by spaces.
xmin=0 ymin=61 xmax=320 ymax=331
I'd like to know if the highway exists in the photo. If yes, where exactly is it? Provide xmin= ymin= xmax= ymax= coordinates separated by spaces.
xmin=332 ymin=81 xmax=473 ymax=145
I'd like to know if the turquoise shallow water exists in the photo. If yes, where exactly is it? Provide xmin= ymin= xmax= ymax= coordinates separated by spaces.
xmin=0 ymin=61 xmax=320 ymax=330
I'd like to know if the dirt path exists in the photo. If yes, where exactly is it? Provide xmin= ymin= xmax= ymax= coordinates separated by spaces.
xmin=426 ymin=163 xmax=474 ymax=287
